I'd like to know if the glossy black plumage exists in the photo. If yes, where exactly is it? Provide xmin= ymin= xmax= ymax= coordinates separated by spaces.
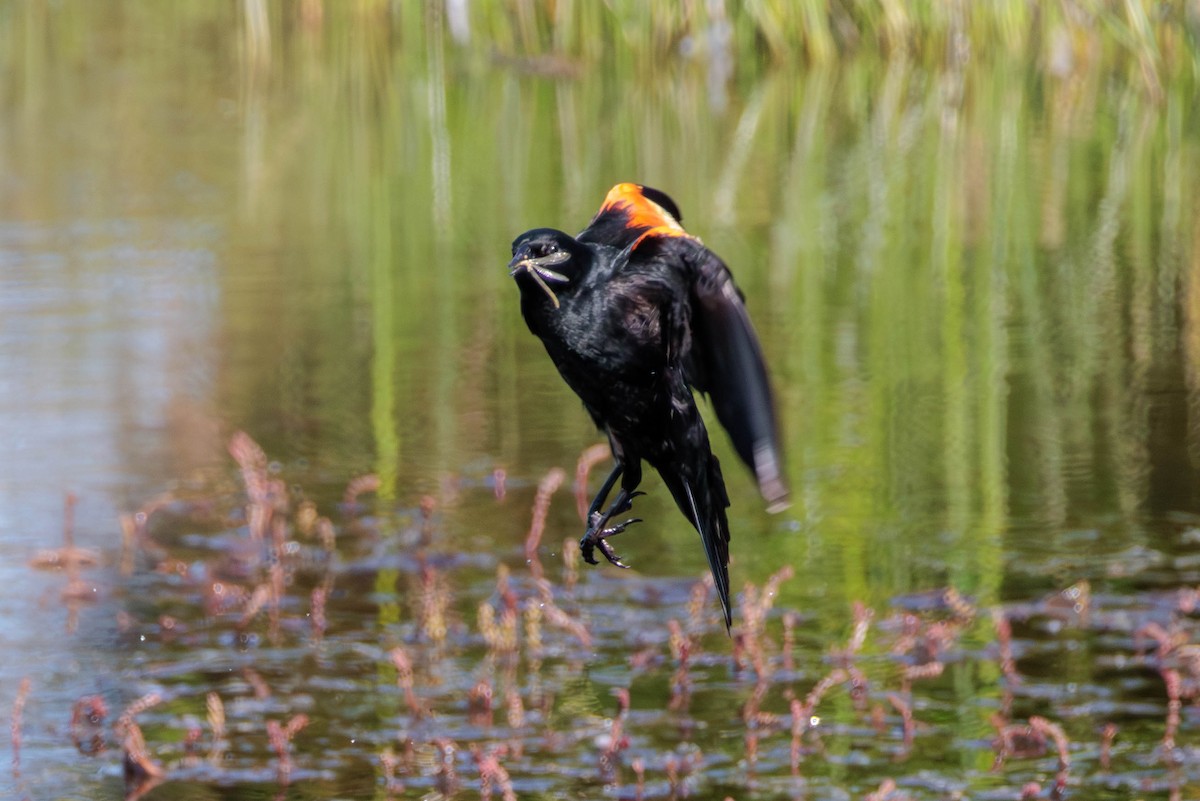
xmin=509 ymin=183 xmax=788 ymax=630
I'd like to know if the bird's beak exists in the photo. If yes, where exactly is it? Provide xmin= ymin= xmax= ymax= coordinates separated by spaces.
xmin=507 ymin=250 xmax=570 ymax=281
xmin=508 ymin=251 xmax=571 ymax=308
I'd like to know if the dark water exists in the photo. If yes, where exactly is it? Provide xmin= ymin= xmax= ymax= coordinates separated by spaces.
xmin=3 ymin=4 xmax=1200 ymax=800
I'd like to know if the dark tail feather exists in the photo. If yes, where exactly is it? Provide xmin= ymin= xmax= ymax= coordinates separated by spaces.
xmin=665 ymin=456 xmax=733 ymax=632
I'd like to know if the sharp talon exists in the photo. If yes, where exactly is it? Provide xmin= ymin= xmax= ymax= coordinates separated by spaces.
xmin=605 ymin=517 xmax=641 ymax=535
xmin=579 ymin=535 xmax=600 ymax=565
xmin=598 ymin=538 xmax=629 ymax=569
xmin=580 ymin=516 xmax=642 ymax=569
xmin=595 ymin=517 xmax=642 ymax=567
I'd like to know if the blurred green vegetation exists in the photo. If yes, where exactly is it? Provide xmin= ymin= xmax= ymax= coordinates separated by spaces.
xmin=1 ymin=5 xmax=1199 ymax=794
xmin=2 ymin=0 xmax=1198 ymax=629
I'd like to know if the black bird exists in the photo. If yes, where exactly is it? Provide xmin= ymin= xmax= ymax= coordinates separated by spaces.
xmin=509 ymin=183 xmax=788 ymax=629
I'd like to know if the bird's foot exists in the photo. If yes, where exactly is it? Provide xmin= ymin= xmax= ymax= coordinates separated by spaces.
xmin=580 ymin=515 xmax=642 ymax=568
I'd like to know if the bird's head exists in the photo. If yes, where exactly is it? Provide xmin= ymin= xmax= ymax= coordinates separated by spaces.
xmin=509 ymin=228 xmax=589 ymax=309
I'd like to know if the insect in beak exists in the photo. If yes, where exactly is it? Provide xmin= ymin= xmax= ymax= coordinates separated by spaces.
xmin=509 ymin=250 xmax=571 ymax=309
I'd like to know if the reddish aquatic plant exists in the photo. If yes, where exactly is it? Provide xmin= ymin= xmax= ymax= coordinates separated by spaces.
xmin=181 ymin=716 xmax=203 ymax=762
xmin=119 ymin=719 xmax=165 ymax=791
xmin=70 ymin=694 xmax=109 ymax=756
xmin=116 ymin=693 xmax=166 ymax=794
xmin=535 ymin=576 xmax=591 ymax=648
xmin=1161 ymin=667 xmax=1182 ymax=758
xmin=206 ymin=692 xmax=226 ymax=762
xmin=30 ymin=494 xmax=100 ymax=572
xmin=788 ymin=692 xmax=804 ymax=777
xmin=632 ymin=756 xmax=646 ymax=800
xmin=472 ymin=744 xmax=517 ymax=801
xmin=416 ymin=562 xmax=450 ymax=643
xmin=69 ymin=430 xmax=1200 ymax=798
xmin=888 ymin=693 xmax=915 ymax=759
xmin=1135 ymin=621 xmax=1185 ymax=662
xmin=525 ymin=467 xmax=566 ymax=580
xmin=687 ymin=575 xmax=713 ymax=633
xmin=833 ymin=601 xmax=873 ymax=670
xmin=561 ymin=536 xmax=580 ymax=591
xmin=667 ymin=618 xmax=692 ymax=712
xmin=1029 ymin=716 xmax=1070 ymax=797
xmin=228 ymin=431 xmax=270 ymax=505
xmin=784 ymin=667 xmax=848 ymax=777
xmin=600 ymin=688 xmax=631 ymax=781
xmin=433 ymin=738 xmax=459 ymax=796
xmin=419 ymin=495 xmax=438 ymax=545
xmin=266 ymin=713 xmax=309 ymax=784
xmin=11 ymin=677 xmax=30 ymax=776
xmin=315 ymin=515 xmax=336 ymax=552
xmin=389 ymin=646 xmax=426 ymax=720
xmin=239 ymin=583 xmax=272 ymax=628
xmin=120 ymin=692 xmax=162 ymax=722
xmin=342 ymin=473 xmax=380 ymax=507
xmin=847 ymin=665 xmax=870 ymax=712
xmin=781 ymin=611 xmax=798 ymax=672
xmin=993 ymin=609 xmax=1020 ymax=686
xmin=468 ymin=679 xmax=495 ymax=727
xmin=1043 ymin=580 xmax=1091 ymax=625
xmin=804 ymin=668 xmax=847 ymax=714
xmin=573 ymin=443 xmax=612 ymax=521
xmin=379 ymin=746 xmax=405 ymax=795
xmin=990 ymin=712 xmax=1069 ymax=780
xmin=491 ymin=467 xmax=507 ymax=501
xmin=523 ymin=596 xmax=543 ymax=655
xmin=663 ymin=745 xmax=702 ymax=797
xmin=505 ymin=687 xmax=525 ymax=729
xmin=864 ymin=778 xmax=903 ymax=800
xmin=943 ymin=586 xmax=976 ymax=623
xmin=1100 ymin=722 xmax=1117 ymax=771
xmin=310 ymin=584 xmax=327 ymax=643
xmin=29 ymin=493 xmax=101 ymax=632
xmin=243 ymin=667 xmax=272 ymax=699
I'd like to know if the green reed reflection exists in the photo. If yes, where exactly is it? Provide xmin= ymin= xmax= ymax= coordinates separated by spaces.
xmin=4 ymin=2 xmax=1200 ymax=798
xmin=8 ymin=2 xmax=1194 ymax=602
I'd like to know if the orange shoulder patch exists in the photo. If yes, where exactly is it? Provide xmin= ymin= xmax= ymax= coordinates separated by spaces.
xmin=631 ymin=225 xmax=692 ymax=251
xmin=600 ymin=183 xmax=687 ymax=235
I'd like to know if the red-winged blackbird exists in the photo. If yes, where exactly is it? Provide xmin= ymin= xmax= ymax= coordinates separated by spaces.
xmin=509 ymin=183 xmax=788 ymax=630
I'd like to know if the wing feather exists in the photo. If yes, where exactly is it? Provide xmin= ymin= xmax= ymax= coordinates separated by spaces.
xmin=639 ymin=235 xmax=789 ymax=511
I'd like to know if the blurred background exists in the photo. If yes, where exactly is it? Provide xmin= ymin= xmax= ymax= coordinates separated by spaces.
xmin=2 ymin=1 xmax=1199 ymax=798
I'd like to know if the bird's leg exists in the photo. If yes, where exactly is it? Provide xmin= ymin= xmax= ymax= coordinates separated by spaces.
xmin=584 ymin=462 xmax=624 ymax=521
xmin=581 ymin=463 xmax=643 ymax=568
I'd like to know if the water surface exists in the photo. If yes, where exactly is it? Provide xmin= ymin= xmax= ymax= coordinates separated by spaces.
xmin=2 ymin=4 xmax=1199 ymax=799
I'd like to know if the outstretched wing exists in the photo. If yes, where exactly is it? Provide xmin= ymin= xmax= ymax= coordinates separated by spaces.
xmin=578 ymin=183 xmax=686 ymax=248
xmin=636 ymin=234 xmax=790 ymax=512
